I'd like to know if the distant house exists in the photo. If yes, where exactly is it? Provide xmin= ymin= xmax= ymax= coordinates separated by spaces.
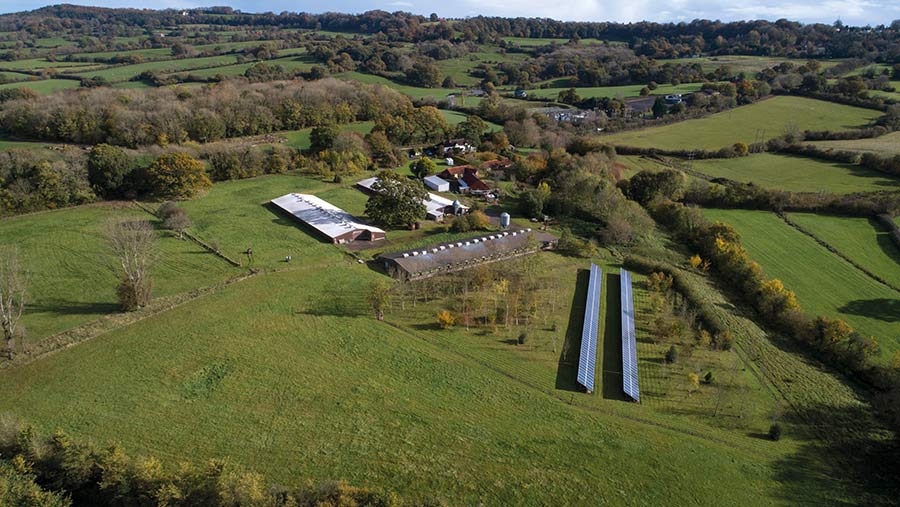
xmin=480 ymin=159 xmax=512 ymax=172
xmin=445 ymin=157 xmax=454 ymax=166
xmin=424 ymin=175 xmax=450 ymax=192
xmin=514 ymin=88 xmax=528 ymax=98
xmin=438 ymin=165 xmax=477 ymax=180
xmin=438 ymin=138 xmax=475 ymax=155
xmin=270 ymin=193 xmax=385 ymax=244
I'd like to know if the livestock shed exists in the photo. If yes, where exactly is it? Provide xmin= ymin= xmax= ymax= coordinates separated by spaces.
xmin=424 ymin=175 xmax=450 ymax=192
xmin=378 ymin=229 xmax=557 ymax=280
xmin=357 ymin=177 xmax=468 ymax=221
xmin=270 ymin=193 xmax=385 ymax=244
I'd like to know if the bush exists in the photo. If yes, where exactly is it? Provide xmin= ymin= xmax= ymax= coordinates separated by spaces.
xmin=517 ymin=332 xmax=527 ymax=345
xmin=437 ymin=310 xmax=456 ymax=329
xmin=768 ymin=423 xmax=783 ymax=441
xmin=665 ymin=345 xmax=679 ymax=364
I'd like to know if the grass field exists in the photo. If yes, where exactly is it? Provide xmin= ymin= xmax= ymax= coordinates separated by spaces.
xmin=0 ymin=172 xmax=889 ymax=504
xmin=0 ymin=260 xmax=800 ymax=506
xmin=73 ymin=54 xmax=243 ymax=82
xmin=810 ymin=131 xmax=900 ymax=155
xmin=787 ymin=213 xmax=900 ymax=289
xmin=0 ymin=203 xmax=238 ymax=342
xmin=663 ymin=55 xmax=840 ymax=75
xmin=690 ymin=153 xmax=899 ymax=193
xmin=0 ymin=79 xmax=81 ymax=94
xmin=702 ymin=208 xmax=900 ymax=361
xmin=601 ymin=96 xmax=880 ymax=150
xmin=527 ymin=82 xmax=706 ymax=100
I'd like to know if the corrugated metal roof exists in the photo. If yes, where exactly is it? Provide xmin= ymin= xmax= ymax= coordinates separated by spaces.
xmin=270 ymin=193 xmax=384 ymax=240
xmin=381 ymin=229 xmax=554 ymax=276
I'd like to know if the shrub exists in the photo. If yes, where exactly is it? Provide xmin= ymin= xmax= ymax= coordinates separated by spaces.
xmin=517 ymin=332 xmax=527 ymax=345
xmin=437 ymin=310 xmax=456 ymax=329
xmin=665 ymin=345 xmax=679 ymax=364
xmin=768 ymin=423 xmax=783 ymax=441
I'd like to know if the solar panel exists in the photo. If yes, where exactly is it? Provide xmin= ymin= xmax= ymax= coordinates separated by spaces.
xmin=577 ymin=263 xmax=602 ymax=393
xmin=620 ymin=268 xmax=640 ymax=402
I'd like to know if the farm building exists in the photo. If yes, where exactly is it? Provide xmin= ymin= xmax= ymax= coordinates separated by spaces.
xmin=424 ymin=175 xmax=450 ymax=192
xmin=378 ymin=229 xmax=557 ymax=280
xmin=356 ymin=177 xmax=468 ymax=221
xmin=270 ymin=193 xmax=385 ymax=244
xmin=437 ymin=166 xmax=492 ymax=195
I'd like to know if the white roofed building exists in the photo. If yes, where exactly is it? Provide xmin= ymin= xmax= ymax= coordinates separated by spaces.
xmin=270 ymin=193 xmax=385 ymax=244
xmin=356 ymin=177 xmax=468 ymax=221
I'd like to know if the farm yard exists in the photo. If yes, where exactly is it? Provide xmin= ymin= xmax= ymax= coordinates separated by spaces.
xmin=0 ymin=5 xmax=898 ymax=506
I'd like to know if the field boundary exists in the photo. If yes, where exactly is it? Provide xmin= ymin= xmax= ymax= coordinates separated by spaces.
xmin=777 ymin=213 xmax=900 ymax=294
xmin=0 ymin=270 xmax=259 ymax=370
xmin=133 ymin=200 xmax=244 ymax=267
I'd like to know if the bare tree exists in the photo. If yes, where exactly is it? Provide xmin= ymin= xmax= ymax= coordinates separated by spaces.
xmin=106 ymin=218 xmax=158 ymax=311
xmin=0 ymin=249 xmax=27 ymax=357
xmin=159 ymin=201 xmax=192 ymax=240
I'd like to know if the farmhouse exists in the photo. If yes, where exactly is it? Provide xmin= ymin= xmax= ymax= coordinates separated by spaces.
xmin=379 ymin=229 xmax=557 ymax=280
xmin=270 ymin=193 xmax=385 ymax=244
xmin=436 ymin=165 xmax=492 ymax=195
xmin=356 ymin=177 xmax=468 ymax=221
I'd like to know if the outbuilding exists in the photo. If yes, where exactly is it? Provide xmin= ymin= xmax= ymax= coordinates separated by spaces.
xmin=270 ymin=193 xmax=385 ymax=244
xmin=424 ymin=175 xmax=450 ymax=192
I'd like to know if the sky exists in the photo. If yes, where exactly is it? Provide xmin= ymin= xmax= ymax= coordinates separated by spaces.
xmin=1 ymin=0 xmax=898 ymax=26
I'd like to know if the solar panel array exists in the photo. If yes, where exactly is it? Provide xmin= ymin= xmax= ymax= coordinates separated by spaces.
xmin=577 ymin=263 xmax=602 ymax=393
xmin=620 ymin=268 xmax=640 ymax=402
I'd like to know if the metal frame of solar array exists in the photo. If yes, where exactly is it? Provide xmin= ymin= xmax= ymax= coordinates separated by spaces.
xmin=620 ymin=268 xmax=640 ymax=402
xmin=577 ymin=263 xmax=602 ymax=393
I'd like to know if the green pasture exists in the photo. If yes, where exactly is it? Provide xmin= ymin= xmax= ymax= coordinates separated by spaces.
xmin=0 ymin=172 xmax=886 ymax=504
xmin=601 ymin=96 xmax=880 ymax=150
xmin=527 ymin=82 xmax=705 ymax=100
xmin=810 ymin=131 xmax=900 ymax=155
xmin=0 ymin=79 xmax=81 ymax=95
xmin=0 ymin=58 xmax=100 ymax=71
xmin=690 ymin=153 xmax=899 ymax=193
xmin=702 ymin=208 xmax=900 ymax=361
xmin=0 ymin=204 xmax=237 ymax=342
xmin=787 ymin=213 xmax=900 ymax=289
xmin=73 ymin=54 xmax=242 ymax=82
xmin=663 ymin=55 xmax=840 ymax=75
xmin=0 ymin=258 xmax=798 ymax=506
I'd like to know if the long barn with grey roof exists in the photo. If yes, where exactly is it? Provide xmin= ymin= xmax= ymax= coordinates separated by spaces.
xmin=378 ymin=229 xmax=557 ymax=280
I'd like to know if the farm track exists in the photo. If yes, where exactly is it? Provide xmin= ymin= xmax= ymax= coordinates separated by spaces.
xmin=777 ymin=212 xmax=900 ymax=294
